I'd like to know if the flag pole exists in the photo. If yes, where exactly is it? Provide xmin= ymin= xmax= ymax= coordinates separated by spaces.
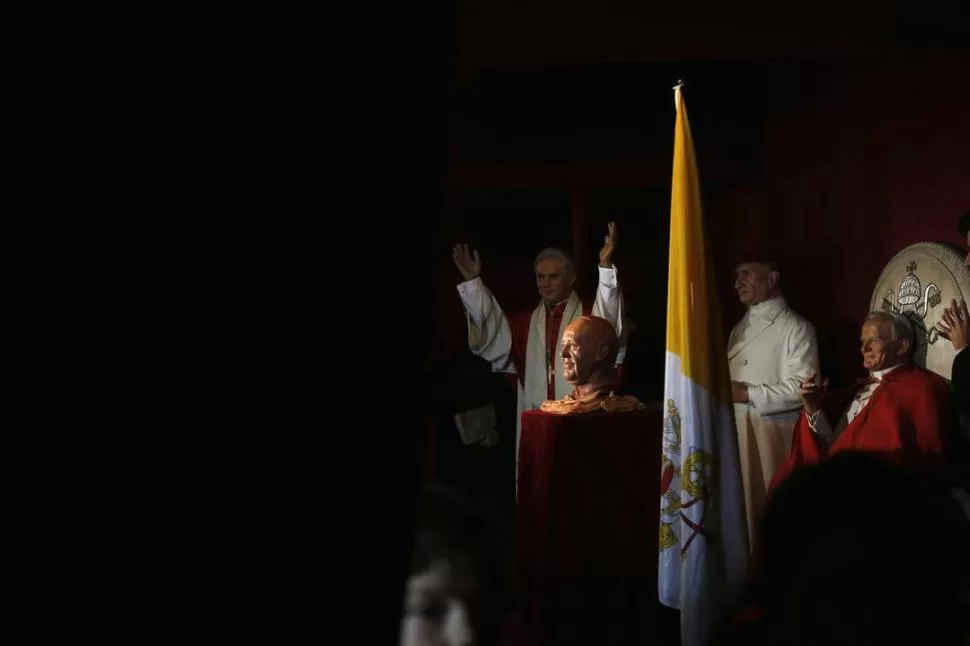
xmin=659 ymin=78 xmax=750 ymax=646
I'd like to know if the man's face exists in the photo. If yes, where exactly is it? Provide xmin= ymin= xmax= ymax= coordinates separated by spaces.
xmin=860 ymin=319 xmax=908 ymax=372
xmin=561 ymin=321 xmax=606 ymax=385
xmin=535 ymin=258 xmax=574 ymax=304
xmin=734 ymin=262 xmax=777 ymax=306
xmin=399 ymin=560 xmax=481 ymax=646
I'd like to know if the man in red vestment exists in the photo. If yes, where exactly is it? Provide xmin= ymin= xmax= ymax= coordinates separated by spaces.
xmin=770 ymin=310 xmax=958 ymax=493
xmin=451 ymin=223 xmax=626 ymax=477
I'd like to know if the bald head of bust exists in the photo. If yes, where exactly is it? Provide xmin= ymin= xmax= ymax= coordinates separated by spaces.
xmin=560 ymin=316 xmax=619 ymax=387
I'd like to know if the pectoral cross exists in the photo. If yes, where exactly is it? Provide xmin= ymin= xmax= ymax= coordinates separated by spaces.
xmin=546 ymin=350 xmax=556 ymax=401
xmin=546 ymin=342 xmax=556 ymax=385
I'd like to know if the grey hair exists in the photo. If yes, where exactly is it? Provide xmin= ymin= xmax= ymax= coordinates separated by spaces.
xmin=533 ymin=247 xmax=575 ymax=276
xmin=865 ymin=310 xmax=915 ymax=352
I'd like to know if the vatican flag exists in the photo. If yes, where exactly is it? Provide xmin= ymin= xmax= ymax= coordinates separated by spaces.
xmin=658 ymin=84 xmax=750 ymax=646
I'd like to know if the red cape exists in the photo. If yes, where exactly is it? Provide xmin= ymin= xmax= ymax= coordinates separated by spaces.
xmin=770 ymin=363 xmax=957 ymax=491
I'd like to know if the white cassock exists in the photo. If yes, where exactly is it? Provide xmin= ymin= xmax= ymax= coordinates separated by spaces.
xmin=456 ymin=266 xmax=626 ymax=488
xmin=727 ymin=296 xmax=819 ymax=548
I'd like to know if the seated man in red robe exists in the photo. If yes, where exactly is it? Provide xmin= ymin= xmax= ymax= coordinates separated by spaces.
xmin=770 ymin=310 xmax=958 ymax=492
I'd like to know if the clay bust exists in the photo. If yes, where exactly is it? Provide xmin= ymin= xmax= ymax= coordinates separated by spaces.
xmin=540 ymin=315 xmax=643 ymax=415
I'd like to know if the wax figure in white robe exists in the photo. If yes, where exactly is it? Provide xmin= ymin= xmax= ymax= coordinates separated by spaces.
xmin=451 ymin=224 xmax=626 ymax=482
xmin=728 ymin=261 xmax=819 ymax=549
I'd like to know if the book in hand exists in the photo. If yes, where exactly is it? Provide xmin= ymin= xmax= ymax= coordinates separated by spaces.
xmin=453 ymin=404 xmax=496 ymax=446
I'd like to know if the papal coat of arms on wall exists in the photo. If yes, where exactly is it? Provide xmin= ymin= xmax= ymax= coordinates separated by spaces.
xmin=880 ymin=260 xmax=943 ymax=343
xmin=869 ymin=242 xmax=969 ymax=381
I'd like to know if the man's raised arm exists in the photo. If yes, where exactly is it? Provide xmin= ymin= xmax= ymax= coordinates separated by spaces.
xmin=453 ymin=244 xmax=514 ymax=374
xmin=590 ymin=222 xmax=626 ymax=358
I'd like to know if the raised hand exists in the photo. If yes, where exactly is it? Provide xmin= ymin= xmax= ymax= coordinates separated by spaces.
xmin=598 ymin=221 xmax=617 ymax=268
xmin=799 ymin=371 xmax=829 ymax=414
xmin=452 ymin=243 xmax=482 ymax=282
xmin=937 ymin=298 xmax=970 ymax=352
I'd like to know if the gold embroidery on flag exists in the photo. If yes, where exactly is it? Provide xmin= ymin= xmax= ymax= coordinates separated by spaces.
xmin=659 ymin=399 xmax=683 ymax=552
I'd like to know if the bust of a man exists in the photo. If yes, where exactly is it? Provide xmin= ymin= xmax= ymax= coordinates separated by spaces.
xmin=540 ymin=315 xmax=643 ymax=415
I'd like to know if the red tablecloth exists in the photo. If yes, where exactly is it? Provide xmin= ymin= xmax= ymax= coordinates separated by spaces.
xmin=515 ymin=404 xmax=664 ymax=646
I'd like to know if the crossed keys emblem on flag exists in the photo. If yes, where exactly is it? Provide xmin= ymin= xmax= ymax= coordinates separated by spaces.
xmin=659 ymin=399 xmax=718 ymax=558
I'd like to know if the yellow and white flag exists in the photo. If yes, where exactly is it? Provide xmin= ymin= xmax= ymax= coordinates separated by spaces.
xmin=658 ymin=84 xmax=749 ymax=646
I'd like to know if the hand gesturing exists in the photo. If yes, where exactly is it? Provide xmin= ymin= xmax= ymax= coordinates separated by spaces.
xmin=598 ymin=222 xmax=617 ymax=268
xmin=937 ymin=298 xmax=970 ymax=352
xmin=452 ymin=243 xmax=481 ymax=282
xmin=799 ymin=371 xmax=829 ymax=414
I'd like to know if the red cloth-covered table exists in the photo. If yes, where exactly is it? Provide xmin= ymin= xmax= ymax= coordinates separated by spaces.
xmin=515 ymin=404 xmax=664 ymax=646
